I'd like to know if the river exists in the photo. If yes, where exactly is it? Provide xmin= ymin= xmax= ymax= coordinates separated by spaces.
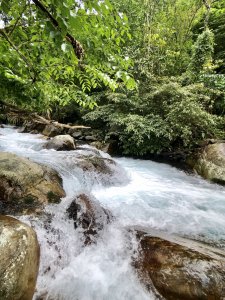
xmin=0 ymin=125 xmax=225 ymax=300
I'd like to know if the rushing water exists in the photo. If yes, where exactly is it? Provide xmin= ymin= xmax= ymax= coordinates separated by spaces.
xmin=1 ymin=125 xmax=225 ymax=299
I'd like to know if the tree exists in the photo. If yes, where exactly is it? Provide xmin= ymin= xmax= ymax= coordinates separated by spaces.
xmin=0 ymin=0 xmax=136 ymax=113
xmin=112 ymin=0 xmax=204 ymax=77
xmin=187 ymin=28 xmax=214 ymax=79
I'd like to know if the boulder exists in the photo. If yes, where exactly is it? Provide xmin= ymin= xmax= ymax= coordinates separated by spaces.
xmin=67 ymin=193 xmax=113 ymax=244
xmin=76 ymin=154 xmax=114 ymax=175
xmin=45 ymin=134 xmax=76 ymax=151
xmin=21 ymin=121 xmax=46 ymax=134
xmin=187 ymin=143 xmax=225 ymax=184
xmin=74 ymin=153 xmax=125 ymax=187
xmin=84 ymin=135 xmax=97 ymax=142
xmin=90 ymin=140 xmax=118 ymax=155
xmin=134 ymin=229 xmax=225 ymax=300
xmin=42 ymin=124 xmax=63 ymax=137
xmin=0 ymin=152 xmax=65 ymax=214
xmin=0 ymin=215 xmax=40 ymax=300
xmin=70 ymin=130 xmax=83 ymax=139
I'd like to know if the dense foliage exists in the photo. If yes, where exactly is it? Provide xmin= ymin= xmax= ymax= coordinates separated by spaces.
xmin=82 ymin=0 xmax=225 ymax=156
xmin=1 ymin=0 xmax=225 ymax=157
xmin=0 ymin=0 xmax=135 ymax=113
xmin=84 ymin=81 xmax=223 ymax=155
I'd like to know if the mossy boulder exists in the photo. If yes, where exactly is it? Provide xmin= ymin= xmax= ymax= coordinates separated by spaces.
xmin=0 ymin=152 xmax=65 ymax=214
xmin=0 ymin=215 xmax=40 ymax=300
xmin=187 ymin=143 xmax=225 ymax=184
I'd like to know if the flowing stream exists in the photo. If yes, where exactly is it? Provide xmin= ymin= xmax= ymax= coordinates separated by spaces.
xmin=1 ymin=125 xmax=225 ymax=300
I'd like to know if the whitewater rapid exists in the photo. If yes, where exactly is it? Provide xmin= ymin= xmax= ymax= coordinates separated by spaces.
xmin=0 ymin=125 xmax=225 ymax=299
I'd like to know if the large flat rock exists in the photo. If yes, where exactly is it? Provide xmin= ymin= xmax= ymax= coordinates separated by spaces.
xmin=134 ymin=228 xmax=225 ymax=300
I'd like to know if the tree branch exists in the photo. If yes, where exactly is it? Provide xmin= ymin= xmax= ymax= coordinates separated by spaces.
xmin=0 ymin=100 xmax=91 ymax=130
xmin=202 ymin=0 xmax=211 ymax=28
xmin=8 ymin=3 xmax=27 ymax=36
xmin=32 ymin=0 xmax=84 ymax=60
xmin=0 ymin=29 xmax=36 ymax=81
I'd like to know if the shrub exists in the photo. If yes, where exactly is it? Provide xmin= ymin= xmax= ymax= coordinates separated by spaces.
xmin=83 ymin=81 xmax=223 ymax=156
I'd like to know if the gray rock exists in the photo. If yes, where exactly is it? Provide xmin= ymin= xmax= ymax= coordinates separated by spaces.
xmin=71 ymin=131 xmax=82 ymax=139
xmin=90 ymin=140 xmax=118 ymax=154
xmin=68 ymin=128 xmax=82 ymax=138
xmin=85 ymin=135 xmax=97 ymax=141
xmin=0 ymin=215 xmax=40 ymax=300
xmin=42 ymin=124 xmax=63 ymax=137
xmin=45 ymin=134 xmax=76 ymax=151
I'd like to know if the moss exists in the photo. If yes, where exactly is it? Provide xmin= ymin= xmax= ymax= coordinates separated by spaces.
xmin=0 ymin=195 xmax=39 ymax=215
xmin=47 ymin=191 xmax=61 ymax=204
xmin=23 ymin=195 xmax=36 ymax=205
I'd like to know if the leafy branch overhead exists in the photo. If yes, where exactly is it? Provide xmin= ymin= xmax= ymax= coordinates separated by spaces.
xmin=32 ymin=0 xmax=84 ymax=60
xmin=0 ymin=0 xmax=136 ymax=110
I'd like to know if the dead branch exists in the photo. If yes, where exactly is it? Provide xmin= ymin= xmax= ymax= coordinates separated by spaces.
xmin=0 ymin=100 xmax=90 ymax=129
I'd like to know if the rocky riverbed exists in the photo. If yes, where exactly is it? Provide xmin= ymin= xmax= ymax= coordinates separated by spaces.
xmin=0 ymin=125 xmax=225 ymax=300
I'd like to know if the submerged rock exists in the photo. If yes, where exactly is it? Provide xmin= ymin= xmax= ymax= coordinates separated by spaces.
xmin=0 ymin=152 xmax=65 ymax=214
xmin=67 ymin=193 xmax=113 ymax=244
xmin=73 ymin=152 xmax=128 ymax=187
xmin=134 ymin=230 xmax=225 ymax=300
xmin=0 ymin=215 xmax=40 ymax=300
xmin=187 ymin=143 xmax=225 ymax=184
xmin=76 ymin=154 xmax=115 ymax=174
xmin=45 ymin=134 xmax=76 ymax=151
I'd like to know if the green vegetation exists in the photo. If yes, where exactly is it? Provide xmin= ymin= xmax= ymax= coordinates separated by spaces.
xmin=0 ymin=0 xmax=135 ymax=113
xmin=84 ymin=82 xmax=223 ymax=155
xmin=1 ymin=0 xmax=225 ymax=157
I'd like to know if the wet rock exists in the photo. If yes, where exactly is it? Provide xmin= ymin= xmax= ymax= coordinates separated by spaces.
xmin=0 ymin=215 xmax=40 ymax=300
xmin=85 ymin=135 xmax=97 ymax=141
xmin=70 ymin=130 xmax=83 ymax=139
xmin=45 ymin=134 xmax=76 ymax=151
xmin=187 ymin=143 xmax=225 ymax=184
xmin=21 ymin=121 xmax=46 ymax=134
xmin=71 ymin=150 xmax=129 ymax=186
xmin=42 ymin=124 xmax=63 ymax=137
xmin=73 ymin=154 xmax=122 ymax=187
xmin=0 ymin=152 xmax=65 ymax=214
xmin=76 ymin=154 xmax=114 ymax=174
xmin=90 ymin=140 xmax=118 ymax=155
xmin=67 ymin=193 xmax=113 ymax=244
xmin=134 ymin=230 xmax=225 ymax=300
